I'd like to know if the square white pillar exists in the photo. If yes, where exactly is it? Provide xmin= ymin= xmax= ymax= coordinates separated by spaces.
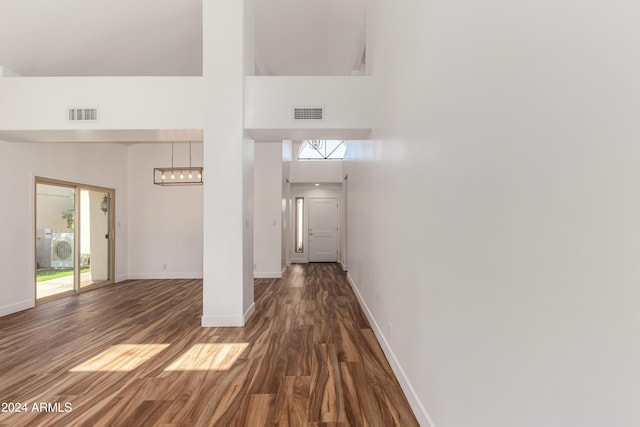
xmin=201 ymin=0 xmax=255 ymax=326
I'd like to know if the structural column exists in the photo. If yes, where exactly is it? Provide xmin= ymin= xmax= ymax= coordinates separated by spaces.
xmin=201 ymin=0 xmax=255 ymax=326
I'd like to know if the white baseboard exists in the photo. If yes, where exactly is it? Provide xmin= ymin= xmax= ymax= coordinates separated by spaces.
xmin=254 ymin=271 xmax=282 ymax=279
xmin=127 ymin=272 xmax=203 ymax=280
xmin=244 ymin=302 xmax=255 ymax=323
xmin=115 ymin=274 xmax=129 ymax=283
xmin=0 ymin=299 xmax=34 ymax=317
xmin=346 ymin=272 xmax=435 ymax=427
xmin=201 ymin=314 xmax=244 ymax=327
xmin=340 ymin=261 xmax=348 ymax=272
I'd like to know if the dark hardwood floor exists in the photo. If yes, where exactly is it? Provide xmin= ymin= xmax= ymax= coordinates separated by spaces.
xmin=0 ymin=263 xmax=419 ymax=426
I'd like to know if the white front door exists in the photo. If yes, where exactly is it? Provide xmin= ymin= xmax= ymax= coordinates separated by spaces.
xmin=308 ymin=197 xmax=338 ymax=262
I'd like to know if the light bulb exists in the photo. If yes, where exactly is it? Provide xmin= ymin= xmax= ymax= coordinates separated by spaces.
xmin=180 ymin=172 xmax=184 ymax=179
xmin=198 ymin=172 xmax=202 ymax=179
xmin=171 ymin=172 xmax=175 ymax=179
xmin=161 ymin=173 xmax=165 ymax=180
xmin=188 ymin=172 xmax=193 ymax=179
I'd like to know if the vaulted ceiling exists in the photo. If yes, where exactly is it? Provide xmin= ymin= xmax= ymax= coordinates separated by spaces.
xmin=0 ymin=0 xmax=365 ymax=77
xmin=254 ymin=0 xmax=366 ymax=76
xmin=0 ymin=0 xmax=203 ymax=76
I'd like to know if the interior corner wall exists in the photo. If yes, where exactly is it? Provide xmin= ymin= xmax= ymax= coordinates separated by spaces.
xmin=127 ymin=142 xmax=203 ymax=279
xmin=253 ymin=142 xmax=283 ymax=278
xmin=0 ymin=139 xmax=128 ymax=317
xmin=242 ymin=0 xmax=256 ymax=321
xmin=345 ymin=1 xmax=640 ymax=427
xmin=282 ymin=140 xmax=292 ymax=268
xmin=339 ymin=172 xmax=348 ymax=271
xmin=243 ymin=134 xmax=255 ymax=316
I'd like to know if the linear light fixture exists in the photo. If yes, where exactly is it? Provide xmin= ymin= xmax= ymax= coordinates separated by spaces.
xmin=154 ymin=142 xmax=203 ymax=186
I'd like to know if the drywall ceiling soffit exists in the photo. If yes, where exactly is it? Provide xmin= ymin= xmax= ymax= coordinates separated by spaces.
xmin=0 ymin=129 xmax=203 ymax=144
xmin=254 ymin=0 xmax=366 ymax=76
xmin=0 ymin=0 xmax=202 ymax=76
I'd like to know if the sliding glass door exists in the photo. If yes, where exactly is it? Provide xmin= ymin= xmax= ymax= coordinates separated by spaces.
xmin=35 ymin=179 xmax=114 ymax=302
xmin=79 ymin=189 xmax=112 ymax=288
xmin=36 ymin=183 xmax=76 ymax=300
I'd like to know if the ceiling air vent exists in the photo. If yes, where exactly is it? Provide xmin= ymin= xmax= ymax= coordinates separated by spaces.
xmin=68 ymin=107 xmax=99 ymax=121
xmin=294 ymin=107 xmax=323 ymax=120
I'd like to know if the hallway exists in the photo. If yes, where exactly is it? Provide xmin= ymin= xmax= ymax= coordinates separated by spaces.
xmin=0 ymin=264 xmax=418 ymax=426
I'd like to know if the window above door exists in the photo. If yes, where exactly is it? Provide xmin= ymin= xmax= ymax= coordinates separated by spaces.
xmin=298 ymin=140 xmax=347 ymax=160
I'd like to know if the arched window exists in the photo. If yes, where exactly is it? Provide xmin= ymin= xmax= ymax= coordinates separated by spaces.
xmin=298 ymin=140 xmax=347 ymax=160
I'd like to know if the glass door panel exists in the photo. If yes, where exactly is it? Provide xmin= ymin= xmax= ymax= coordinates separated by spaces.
xmin=36 ymin=183 xmax=76 ymax=300
xmin=79 ymin=189 xmax=112 ymax=288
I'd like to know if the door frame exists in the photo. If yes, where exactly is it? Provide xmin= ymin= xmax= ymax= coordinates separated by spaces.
xmin=34 ymin=177 xmax=116 ymax=304
xmin=289 ymin=183 xmax=342 ymax=264
xmin=308 ymin=197 xmax=339 ymax=262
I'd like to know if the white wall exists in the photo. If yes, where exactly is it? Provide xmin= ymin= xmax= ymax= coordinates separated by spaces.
xmin=242 ymin=0 xmax=256 ymax=320
xmin=0 ymin=66 xmax=20 ymax=77
xmin=281 ymin=140 xmax=292 ymax=268
xmin=127 ymin=142 xmax=203 ymax=279
xmin=0 ymin=140 xmax=128 ymax=316
xmin=289 ymin=160 xmax=343 ymax=183
xmin=339 ymin=173 xmax=348 ymax=270
xmin=344 ymin=1 xmax=640 ymax=426
xmin=243 ymin=133 xmax=255 ymax=317
xmin=0 ymin=77 xmax=204 ymax=130
xmin=244 ymin=76 xmax=373 ymax=140
xmin=289 ymin=141 xmax=344 ymax=183
xmin=253 ymin=142 xmax=283 ymax=277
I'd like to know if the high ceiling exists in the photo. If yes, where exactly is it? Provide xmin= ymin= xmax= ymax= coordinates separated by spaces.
xmin=255 ymin=0 xmax=366 ymax=76
xmin=0 ymin=0 xmax=202 ymax=76
xmin=0 ymin=0 xmax=365 ymax=77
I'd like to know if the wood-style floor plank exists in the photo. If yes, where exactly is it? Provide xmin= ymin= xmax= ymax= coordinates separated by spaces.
xmin=0 ymin=264 xmax=419 ymax=426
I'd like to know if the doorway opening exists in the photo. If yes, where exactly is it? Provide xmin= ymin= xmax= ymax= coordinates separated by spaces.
xmin=308 ymin=197 xmax=339 ymax=262
xmin=35 ymin=178 xmax=115 ymax=303
xmin=289 ymin=183 xmax=342 ymax=264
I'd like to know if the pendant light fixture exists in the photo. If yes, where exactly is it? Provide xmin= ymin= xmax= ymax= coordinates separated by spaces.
xmin=154 ymin=142 xmax=203 ymax=186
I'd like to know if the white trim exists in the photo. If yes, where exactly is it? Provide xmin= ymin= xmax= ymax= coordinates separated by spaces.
xmin=346 ymin=272 xmax=436 ymax=427
xmin=201 ymin=302 xmax=255 ymax=327
xmin=254 ymin=271 xmax=282 ymax=279
xmin=115 ymin=274 xmax=129 ymax=283
xmin=290 ymin=257 xmax=308 ymax=264
xmin=0 ymin=300 xmax=34 ymax=317
xmin=201 ymin=314 xmax=245 ymax=327
xmin=340 ymin=261 xmax=348 ymax=272
xmin=127 ymin=272 xmax=203 ymax=280
xmin=282 ymin=266 xmax=287 ymax=275
xmin=244 ymin=302 xmax=255 ymax=323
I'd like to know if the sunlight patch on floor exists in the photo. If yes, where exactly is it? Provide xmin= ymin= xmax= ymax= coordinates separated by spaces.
xmin=164 ymin=343 xmax=249 ymax=371
xmin=70 ymin=344 xmax=170 ymax=372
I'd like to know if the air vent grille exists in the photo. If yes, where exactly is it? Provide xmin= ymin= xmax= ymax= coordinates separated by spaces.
xmin=294 ymin=107 xmax=323 ymax=120
xmin=68 ymin=107 xmax=99 ymax=121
